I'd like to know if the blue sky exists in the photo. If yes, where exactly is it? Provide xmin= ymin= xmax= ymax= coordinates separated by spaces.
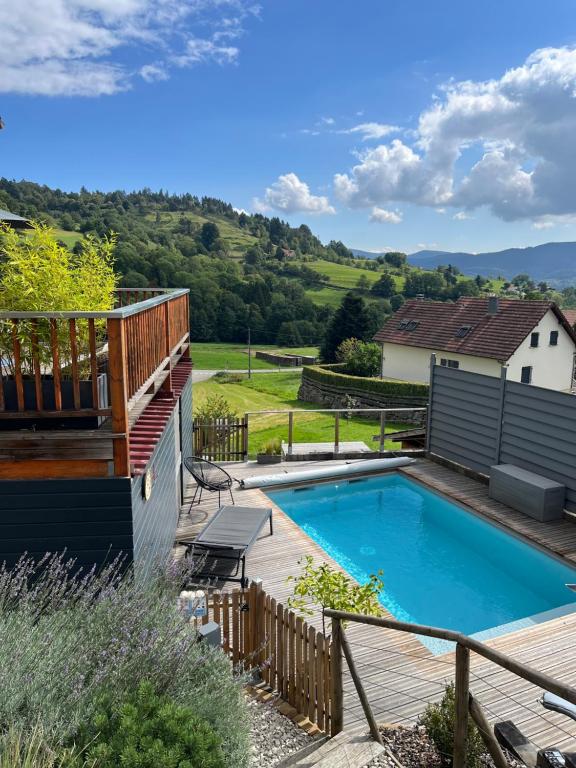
xmin=2 ymin=0 xmax=576 ymax=254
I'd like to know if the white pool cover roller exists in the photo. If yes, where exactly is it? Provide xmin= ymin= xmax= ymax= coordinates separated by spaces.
xmin=239 ymin=457 xmax=414 ymax=489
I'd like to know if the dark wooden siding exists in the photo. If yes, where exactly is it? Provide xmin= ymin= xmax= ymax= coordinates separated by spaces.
xmin=0 ymin=477 xmax=133 ymax=570
xmin=131 ymin=410 xmax=180 ymax=579
xmin=428 ymin=365 xmax=502 ymax=474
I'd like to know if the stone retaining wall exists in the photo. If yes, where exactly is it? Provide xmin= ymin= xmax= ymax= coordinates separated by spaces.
xmin=298 ymin=375 xmax=428 ymax=425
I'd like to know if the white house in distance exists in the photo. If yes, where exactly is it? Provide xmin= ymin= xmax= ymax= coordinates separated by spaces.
xmin=373 ymin=296 xmax=576 ymax=391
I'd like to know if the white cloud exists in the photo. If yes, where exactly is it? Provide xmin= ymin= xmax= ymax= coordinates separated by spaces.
xmin=370 ymin=207 xmax=402 ymax=224
xmin=334 ymin=47 xmax=576 ymax=222
xmin=342 ymin=122 xmax=399 ymax=141
xmin=254 ymin=173 xmax=335 ymax=215
xmin=0 ymin=0 xmax=258 ymax=96
xmin=140 ymin=63 xmax=168 ymax=82
xmin=453 ymin=211 xmax=473 ymax=220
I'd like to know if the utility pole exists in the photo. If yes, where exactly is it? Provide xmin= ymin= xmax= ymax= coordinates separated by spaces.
xmin=248 ymin=327 xmax=252 ymax=379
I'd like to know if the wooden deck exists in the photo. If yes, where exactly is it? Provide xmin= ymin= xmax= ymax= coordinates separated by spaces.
xmin=175 ymin=459 xmax=576 ymax=750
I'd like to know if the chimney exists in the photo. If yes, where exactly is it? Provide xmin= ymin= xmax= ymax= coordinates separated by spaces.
xmin=487 ymin=296 xmax=499 ymax=315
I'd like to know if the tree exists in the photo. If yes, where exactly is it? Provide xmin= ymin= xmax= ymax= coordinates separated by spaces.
xmin=371 ymin=272 xmax=395 ymax=298
xmin=384 ymin=251 xmax=407 ymax=268
xmin=199 ymin=222 xmax=220 ymax=250
xmin=356 ymin=274 xmax=370 ymax=291
xmin=321 ymin=292 xmax=372 ymax=362
xmin=390 ymin=294 xmax=405 ymax=311
xmin=276 ymin=321 xmax=303 ymax=347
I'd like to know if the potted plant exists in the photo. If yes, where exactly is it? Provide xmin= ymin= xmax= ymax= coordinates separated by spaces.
xmin=257 ymin=437 xmax=282 ymax=465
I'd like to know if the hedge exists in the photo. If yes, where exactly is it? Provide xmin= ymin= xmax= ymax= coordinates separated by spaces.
xmin=302 ymin=364 xmax=429 ymax=398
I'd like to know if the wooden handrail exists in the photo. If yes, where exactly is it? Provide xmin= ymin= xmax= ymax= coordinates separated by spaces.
xmin=325 ymin=606 xmax=576 ymax=763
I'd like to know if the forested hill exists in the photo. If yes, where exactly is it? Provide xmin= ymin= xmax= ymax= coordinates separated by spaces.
xmin=1 ymin=178 xmax=570 ymax=346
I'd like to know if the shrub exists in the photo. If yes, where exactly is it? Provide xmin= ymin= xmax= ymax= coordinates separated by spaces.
xmin=194 ymin=393 xmax=238 ymax=422
xmin=0 ymin=222 xmax=117 ymax=378
xmin=287 ymin=555 xmax=384 ymax=635
xmin=0 ymin=724 xmax=94 ymax=768
xmin=74 ymin=680 xmax=225 ymax=768
xmin=419 ymin=683 xmax=485 ymax=768
xmin=0 ymin=554 xmax=249 ymax=767
xmin=302 ymin=364 xmax=429 ymax=399
xmin=335 ymin=338 xmax=381 ymax=377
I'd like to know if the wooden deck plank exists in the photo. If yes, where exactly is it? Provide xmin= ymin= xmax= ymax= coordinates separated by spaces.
xmin=174 ymin=458 xmax=576 ymax=749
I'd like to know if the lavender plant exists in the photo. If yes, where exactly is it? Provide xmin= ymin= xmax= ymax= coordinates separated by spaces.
xmin=0 ymin=554 xmax=249 ymax=767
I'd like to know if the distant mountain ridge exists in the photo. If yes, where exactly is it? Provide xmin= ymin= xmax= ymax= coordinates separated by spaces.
xmin=407 ymin=242 xmax=576 ymax=285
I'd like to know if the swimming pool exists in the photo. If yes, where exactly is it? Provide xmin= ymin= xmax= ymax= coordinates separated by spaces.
xmin=266 ymin=473 xmax=576 ymax=653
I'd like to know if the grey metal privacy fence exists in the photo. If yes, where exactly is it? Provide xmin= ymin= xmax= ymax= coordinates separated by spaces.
xmin=427 ymin=357 xmax=576 ymax=511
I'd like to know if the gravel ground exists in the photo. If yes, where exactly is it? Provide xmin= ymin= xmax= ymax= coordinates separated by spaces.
xmin=366 ymin=725 xmax=524 ymax=768
xmin=247 ymin=694 xmax=317 ymax=767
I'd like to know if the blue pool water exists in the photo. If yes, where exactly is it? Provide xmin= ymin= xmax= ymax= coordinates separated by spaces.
xmin=267 ymin=474 xmax=576 ymax=652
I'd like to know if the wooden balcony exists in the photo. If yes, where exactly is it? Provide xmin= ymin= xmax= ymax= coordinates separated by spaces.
xmin=0 ymin=288 xmax=190 ymax=479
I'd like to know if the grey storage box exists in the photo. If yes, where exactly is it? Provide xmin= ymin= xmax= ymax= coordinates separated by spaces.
xmin=489 ymin=464 xmax=565 ymax=522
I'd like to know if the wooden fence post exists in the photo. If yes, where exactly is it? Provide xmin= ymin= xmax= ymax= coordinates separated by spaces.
xmin=379 ymin=411 xmax=386 ymax=454
xmin=453 ymin=643 xmax=470 ymax=768
xmin=288 ymin=411 xmax=294 ymax=455
xmin=107 ymin=317 xmax=130 ymax=476
xmin=330 ymin=617 xmax=344 ymax=736
xmin=334 ymin=411 xmax=340 ymax=454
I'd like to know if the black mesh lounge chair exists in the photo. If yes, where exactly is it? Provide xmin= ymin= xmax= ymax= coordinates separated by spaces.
xmin=177 ymin=505 xmax=273 ymax=587
xmin=185 ymin=456 xmax=235 ymax=510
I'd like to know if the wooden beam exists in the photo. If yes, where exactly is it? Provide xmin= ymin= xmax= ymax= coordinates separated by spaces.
xmin=0 ymin=459 xmax=109 ymax=479
xmin=468 ymin=694 xmax=508 ymax=768
xmin=340 ymin=625 xmax=384 ymax=745
xmin=453 ymin=643 xmax=470 ymax=768
xmin=330 ymin=617 xmax=344 ymax=737
xmin=107 ymin=317 xmax=130 ymax=477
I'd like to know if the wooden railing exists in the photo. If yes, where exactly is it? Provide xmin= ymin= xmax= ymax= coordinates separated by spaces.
xmin=245 ymin=407 xmax=428 ymax=455
xmin=0 ymin=288 xmax=190 ymax=476
xmin=325 ymin=608 xmax=576 ymax=764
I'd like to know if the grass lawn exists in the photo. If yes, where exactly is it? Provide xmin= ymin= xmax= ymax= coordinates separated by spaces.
xmin=148 ymin=211 xmax=258 ymax=257
xmin=193 ymin=371 xmax=409 ymax=456
xmin=191 ymin=343 xmax=319 ymax=370
xmin=307 ymin=259 xmax=404 ymax=291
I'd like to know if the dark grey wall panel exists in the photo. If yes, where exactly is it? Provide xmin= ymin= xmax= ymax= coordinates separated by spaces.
xmin=0 ymin=476 xmax=133 ymax=569
xmin=500 ymin=381 xmax=576 ymax=511
xmin=429 ymin=364 xmax=576 ymax=511
xmin=131 ymin=411 xmax=180 ymax=580
xmin=428 ymin=365 xmax=502 ymax=474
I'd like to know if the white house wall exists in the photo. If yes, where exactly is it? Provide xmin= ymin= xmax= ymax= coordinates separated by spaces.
xmin=506 ymin=309 xmax=574 ymax=391
xmin=380 ymin=343 xmax=501 ymax=383
xmin=380 ymin=308 xmax=575 ymax=391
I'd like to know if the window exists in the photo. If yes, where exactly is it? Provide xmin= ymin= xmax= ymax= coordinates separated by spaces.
xmin=456 ymin=325 xmax=472 ymax=338
xmin=550 ymin=330 xmax=559 ymax=346
xmin=530 ymin=332 xmax=539 ymax=348
xmin=440 ymin=358 xmax=459 ymax=369
xmin=397 ymin=319 xmax=420 ymax=331
xmin=521 ymin=366 xmax=532 ymax=384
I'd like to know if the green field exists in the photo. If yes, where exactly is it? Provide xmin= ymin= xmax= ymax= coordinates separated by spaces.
xmin=191 ymin=343 xmax=319 ymax=370
xmin=308 ymin=259 xmax=403 ymax=291
xmin=194 ymin=371 xmax=408 ymax=456
xmin=149 ymin=211 xmax=258 ymax=256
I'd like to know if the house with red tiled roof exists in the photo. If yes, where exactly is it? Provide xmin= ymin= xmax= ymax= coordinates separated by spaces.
xmin=373 ymin=296 xmax=576 ymax=391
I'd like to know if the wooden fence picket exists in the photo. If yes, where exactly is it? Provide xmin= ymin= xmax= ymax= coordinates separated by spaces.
xmin=201 ymin=584 xmax=331 ymax=732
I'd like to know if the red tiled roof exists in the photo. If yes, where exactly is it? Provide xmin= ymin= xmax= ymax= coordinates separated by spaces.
xmin=373 ymin=297 xmax=576 ymax=361
xmin=562 ymin=309 xmax=576 ymax=327
xmin=129 ymin=359 xmax=192 ymax=475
